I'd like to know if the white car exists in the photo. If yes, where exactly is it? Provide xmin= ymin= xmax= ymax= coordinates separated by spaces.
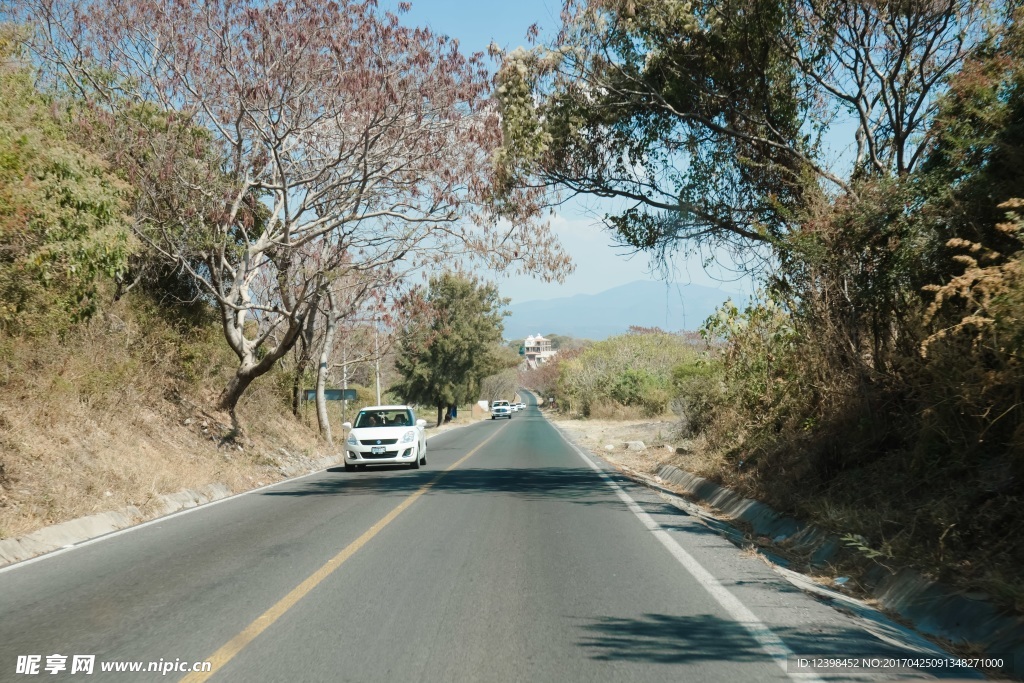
xmin=491 ymin=400 xmax=512 ymax=419
xmin=342 ymin=405 xmax=427 ymax=470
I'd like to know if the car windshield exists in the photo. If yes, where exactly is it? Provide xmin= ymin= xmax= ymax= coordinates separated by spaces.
xmin=354 ymin=410 xmax=414 ymax=429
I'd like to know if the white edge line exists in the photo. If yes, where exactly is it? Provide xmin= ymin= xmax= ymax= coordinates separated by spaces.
xmin=0 ymin=424 xmax=471 ymax=575
xmin=548 ymin=420 xmax=826 ymax=683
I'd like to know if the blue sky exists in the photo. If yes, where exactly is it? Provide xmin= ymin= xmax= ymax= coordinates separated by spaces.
xmin=394 ymin=0 xmax=751 ymax=303
xmin=398 ymin=0 xmax=563 ymax=55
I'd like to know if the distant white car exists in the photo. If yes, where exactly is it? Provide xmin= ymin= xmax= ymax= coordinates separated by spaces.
xmin=491 ymin=400 xmax=512 ymax=419
xmin=516 ymin=402 xmax=525 ymax=411
xmin=342 ymin=405 xmax=427 ymax=471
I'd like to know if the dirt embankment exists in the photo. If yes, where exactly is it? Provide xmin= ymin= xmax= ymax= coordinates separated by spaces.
xmin=550 ymin=416 xmax=681 ymax=474
xmin=0 ymin=299 xmax=337 ymax=541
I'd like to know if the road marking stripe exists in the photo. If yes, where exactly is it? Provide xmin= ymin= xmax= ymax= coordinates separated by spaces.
xmin=180 ymin=422 xmax=509 ymax=683
xmin=550 ymin=422 xmax=825 ymax=683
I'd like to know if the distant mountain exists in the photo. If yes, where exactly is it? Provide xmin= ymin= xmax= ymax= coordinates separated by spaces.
xmin=504 ymin=280 xmax=744 ymax=341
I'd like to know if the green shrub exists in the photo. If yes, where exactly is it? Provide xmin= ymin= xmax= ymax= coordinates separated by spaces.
xmin=0 ymin=36 xmax=132 ymax=334
xmin=557 ymin=331 xmax=697 ymax=417
xmin=670 ymin=358 xmax=724 ymax=435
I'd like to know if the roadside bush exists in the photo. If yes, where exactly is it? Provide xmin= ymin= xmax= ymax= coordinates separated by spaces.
xmin=557 ymin=330 xmax=697 ymax=417
xmin=609 ymin=368 xmax=669 ymax=415
xmin=521 ymin=345 xmax=583 ymax=400
xmin=670 ymin=358 xmax=724 ymax=436
xmin=0 ymin=35 xmax=132 ymax=334
xmin=683 ymin=29 xmax=1024 ymax=609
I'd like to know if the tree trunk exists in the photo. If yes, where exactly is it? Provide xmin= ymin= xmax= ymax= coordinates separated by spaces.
xmin=315 ymin=364 xmax=332 ymax=445
xmin=217 ymin=368 xmax=260 ymax=437
xmin=291 ymin=340 xmax=306 ymax=417
xmin=217 ymin=314 xmax=307 ymax=438
xmin=436 ymin=404 xmax=444 ymax=428
xmin=315 ymin=294 xmax=340 ymax=445
xmin=291 ymin=290 xmax=321 ymax=417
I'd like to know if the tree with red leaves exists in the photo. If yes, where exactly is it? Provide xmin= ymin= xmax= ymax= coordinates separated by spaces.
xmin=15 ymin=0 xmax=572 ymax=433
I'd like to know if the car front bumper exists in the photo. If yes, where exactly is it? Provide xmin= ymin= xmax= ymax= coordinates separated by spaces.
xmin=346 ymin=444 xmax=419 ymax=464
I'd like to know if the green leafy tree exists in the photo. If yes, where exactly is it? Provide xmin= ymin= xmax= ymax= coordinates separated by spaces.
xmin=392 ymin=274 xmax=510 ymax=426
xmin=494 ymin=0 xmax=991 ymax=260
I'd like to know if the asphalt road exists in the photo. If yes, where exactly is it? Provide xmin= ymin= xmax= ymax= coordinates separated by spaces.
xmin=0 ymin=394 xmax=983 ymax=682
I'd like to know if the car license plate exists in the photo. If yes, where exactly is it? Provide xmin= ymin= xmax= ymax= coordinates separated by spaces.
xmin=371 ymin=446 xmax=385 ymax=455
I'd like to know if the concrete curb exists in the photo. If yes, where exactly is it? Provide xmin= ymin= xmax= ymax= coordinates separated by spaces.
xmin=0 ymin=482 xmax=231 ymax=566
xmin=0 ymin=453 xmax=343 ymax=568
xmin=655 ymin=463 xmax=1024 ymax=676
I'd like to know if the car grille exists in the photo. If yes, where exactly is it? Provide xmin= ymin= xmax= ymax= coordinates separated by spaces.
xmin=363 ymin=450 xmax=399 ymax=459
xmin=359 ymin=438 xmax=398 ymax=445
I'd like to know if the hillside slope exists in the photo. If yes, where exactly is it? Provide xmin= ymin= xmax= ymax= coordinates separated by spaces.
xmin=0 ymin=295 xmax=337 ymax=540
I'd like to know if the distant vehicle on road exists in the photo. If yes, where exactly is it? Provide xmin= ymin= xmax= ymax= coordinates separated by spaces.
xmin=491 ymin=400 xmax=512 ymax=419
xmin=342 ymin=406 xmax=427 ymax=471
xmin=516 ymin=402 xmax=525 ymax=411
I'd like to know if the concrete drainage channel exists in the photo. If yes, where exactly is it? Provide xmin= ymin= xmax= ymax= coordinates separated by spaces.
xmin=625 ymin=463 xmax=1024 ymax=679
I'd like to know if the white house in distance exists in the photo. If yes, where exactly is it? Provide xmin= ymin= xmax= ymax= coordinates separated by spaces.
xmin=523 ymin=333 xmax=557 ymax=368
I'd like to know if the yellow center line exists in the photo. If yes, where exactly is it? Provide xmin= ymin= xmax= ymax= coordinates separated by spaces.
xmin=180 ymin=422 xmax=509 ymax=683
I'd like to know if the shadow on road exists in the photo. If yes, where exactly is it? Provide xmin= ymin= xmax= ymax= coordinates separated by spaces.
xmin=262 ymin=466 xmax=716 ymax=528
xmin=578 ymin=612 xmax=770 ymax=664
xmin=576 ymin=612 xmax=977 ymax=679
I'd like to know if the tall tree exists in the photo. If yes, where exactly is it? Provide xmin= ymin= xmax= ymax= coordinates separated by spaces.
xmin=493 ymin=0 xmax=994 ymax=261
xmin=392 ymin=274 xmax=510 ymax=426
xmin=14 ymin=0 xmax=572 ymax=433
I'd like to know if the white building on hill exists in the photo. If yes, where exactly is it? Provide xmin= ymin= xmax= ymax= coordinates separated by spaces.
xmin=523 ymin=333 xmax=557 ymax=368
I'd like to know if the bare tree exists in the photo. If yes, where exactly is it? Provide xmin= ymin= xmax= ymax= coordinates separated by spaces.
xmin=17 ymin=0 xmax=572 ymax=433
xmin=313 ymin=271 xmax=396 ymax=445
xmin=784 ymin=0 xmax=990 ymax=177
xmin=479 ymin=367 xmax=521 ymax=404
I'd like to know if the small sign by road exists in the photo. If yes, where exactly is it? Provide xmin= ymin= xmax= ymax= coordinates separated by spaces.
xmin=302 ymin=389 xmax=358 ymax=401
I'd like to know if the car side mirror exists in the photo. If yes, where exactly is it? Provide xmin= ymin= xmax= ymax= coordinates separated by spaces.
xmin=416 ymin=419 xmax=426 ymax=428
xmin=342 ymin=422 xmax=352 ymax=430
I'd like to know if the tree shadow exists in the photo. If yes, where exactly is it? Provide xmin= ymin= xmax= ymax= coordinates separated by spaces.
xmin=578 ymin=613 xmax=768 ymax=664
xmin=576 ymin=613 xmax=982 ymax=678
xmin=265 ymin=467 xmax=718 ymax=525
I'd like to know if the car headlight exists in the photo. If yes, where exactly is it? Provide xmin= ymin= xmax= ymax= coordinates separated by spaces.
xmin=347 ymin=434 xmax=359 ymax=446
xmin=402 ymin=430 xmax=416 ymax=443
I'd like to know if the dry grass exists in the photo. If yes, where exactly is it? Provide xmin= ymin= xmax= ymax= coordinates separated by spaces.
xmin=548 ymin=414 xmax=682 ymax=474
xmin=0 ymin=297 xmax=333 ymax=540
xmin=587 ymin=400 xmax=650 ymax=421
